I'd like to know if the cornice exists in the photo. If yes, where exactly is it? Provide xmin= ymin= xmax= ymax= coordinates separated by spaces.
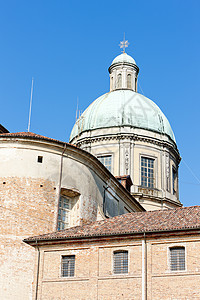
xmin=75 ymin=133 xmax=181 ymax=162
xmin=24 ymin=225 xmax=199 ymax=246
xmin=108 ymin=62 xmax=139 ymax=74
xmin=133 ymin=192 xmax=182 ymax=207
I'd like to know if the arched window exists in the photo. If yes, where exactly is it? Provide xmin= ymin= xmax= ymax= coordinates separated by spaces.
xmin=113 ymin=250 xmax=128 ymax=274
xmin=117 ymin=73 xmax=122 ymax=88
xmin=170 ymin=247 xmax=185 ymax=271
xmin=127 ymin=74 xmax=132 ymax=89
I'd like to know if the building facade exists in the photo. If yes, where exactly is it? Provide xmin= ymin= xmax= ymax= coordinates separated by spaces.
xmin=25 ymin=206 xmax=200 ymax=300
xmin=0 ymin=47 xmax=188 ymax=299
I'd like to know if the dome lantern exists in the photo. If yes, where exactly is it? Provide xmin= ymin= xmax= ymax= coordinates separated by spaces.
xmin=108 ymin=39 xmax=139 ymax=92
xmin=108 ymin=53 xmax=139 ymax=92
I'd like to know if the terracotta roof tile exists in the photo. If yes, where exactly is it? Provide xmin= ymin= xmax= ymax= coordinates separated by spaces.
xmin=24 ymin=206 xmax=200 ymax=243
xmin=0 ymin=132 xmax=66 ymax=144
xmin=0 ymin=131 xmax=80 ymax=148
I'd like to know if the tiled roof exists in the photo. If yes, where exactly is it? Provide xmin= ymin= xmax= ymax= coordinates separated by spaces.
xmin=0 ymin=131 xmax=82 ymax=149
xmin=24 ymin=206 xmax=200 ymax=243
xmin=0 ymin=132 xmax=66 ymax=144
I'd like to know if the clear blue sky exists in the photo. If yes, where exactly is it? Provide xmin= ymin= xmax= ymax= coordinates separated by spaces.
xmin=0 ymin=0 xmax=200 ymax=207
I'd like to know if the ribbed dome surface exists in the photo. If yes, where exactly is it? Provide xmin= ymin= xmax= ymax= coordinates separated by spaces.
xmin=70 ymin=90 xmax=175 ymax=142
xmin=111 ymin=53 xmax=136 ymax=65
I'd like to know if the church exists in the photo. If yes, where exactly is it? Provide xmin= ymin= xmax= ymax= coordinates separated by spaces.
xmin=1 ymin=41 xmax=200 ymax=299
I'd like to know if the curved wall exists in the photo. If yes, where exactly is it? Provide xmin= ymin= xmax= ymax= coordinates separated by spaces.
xmin=0 ymin=134 xmax=142 ymax=300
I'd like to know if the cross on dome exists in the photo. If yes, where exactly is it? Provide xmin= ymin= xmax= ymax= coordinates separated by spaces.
xmin=119 ymin=34 xmax=129 ymax=53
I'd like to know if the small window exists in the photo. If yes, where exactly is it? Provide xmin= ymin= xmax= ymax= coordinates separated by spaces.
xmin=61 ymin=255 xmax=75 ymax=277
xmin=127 ymin=74 xmax=131 ymax=89
xmin=141 ymin=157 xmax=155 ymax=188
xmin=37 ymin=156 xmax=43 ymax=163
xmin=117 ymin=73 xmax=122 ymax=88
xmin=57 ymin=196 xmax=71 ymax=230
xmin=170 ymin=247 xmax=185 ymax=271
xmin=98 ymin=155 xmax=112 ymax=172
xmin=113 ymin=251 xmax=128 ymax=274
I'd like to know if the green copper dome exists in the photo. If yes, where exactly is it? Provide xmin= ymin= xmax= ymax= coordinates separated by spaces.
xmin=70 ymin=90 xmax=176 ymax=142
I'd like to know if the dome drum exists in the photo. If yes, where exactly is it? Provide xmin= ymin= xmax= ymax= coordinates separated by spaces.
xmin=72 ymin=125 xmax=181 ymax=210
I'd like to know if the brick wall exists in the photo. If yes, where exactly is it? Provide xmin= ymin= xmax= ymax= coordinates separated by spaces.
xmin=0 ymin=177 xmax=58 ymax=300
xmin=34 ymin=235 xmax=200 ymax=300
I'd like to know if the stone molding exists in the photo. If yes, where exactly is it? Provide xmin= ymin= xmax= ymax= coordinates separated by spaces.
xmin=108 ymin=62 xmax=139 ymax=74
xmin=75 ymin=133 xmax=180 ymax=162
xmin=133 ymin=191 xmax=182 ymax=207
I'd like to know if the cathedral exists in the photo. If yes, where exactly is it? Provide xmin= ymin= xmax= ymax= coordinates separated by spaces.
xmin=1 ymin=42 xmax=200 ymax=300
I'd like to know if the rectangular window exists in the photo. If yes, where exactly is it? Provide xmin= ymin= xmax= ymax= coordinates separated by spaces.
xmin=113 ymin=251 xmax=128 ymax=274
xmin=141 ymin=157 xmax=154 ymax=188
xmin=61 ymin=255 xmax=75 ymax=277
xmin=172 ymin=168 xmax=177 ymax=195
xmin=170 ymin=247 xmax=185 ymax=271
xmin=98 ymin=155 xmax=112 ymax=172
xmin=57 ymin=196 xmax=71 ymax=231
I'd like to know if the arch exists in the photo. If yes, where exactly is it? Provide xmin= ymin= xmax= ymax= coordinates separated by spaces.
xmin=117 ymin=73 xmax=122 ymax=88
xmin=127 ymin=74 xmax=132 ymax=89
xmin=57 ymin=188 xmax=80 ymax=230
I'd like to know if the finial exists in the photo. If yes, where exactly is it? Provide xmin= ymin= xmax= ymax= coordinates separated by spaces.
xmin=119 ymin=33 xmax=129 ymax=53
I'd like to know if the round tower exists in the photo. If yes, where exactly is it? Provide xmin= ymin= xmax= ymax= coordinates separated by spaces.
xmin=108 ymin=53 xmax=139 ymax=92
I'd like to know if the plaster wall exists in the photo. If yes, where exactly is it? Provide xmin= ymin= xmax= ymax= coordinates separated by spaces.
xmin=0 ymin=137 xmax=141 ymax=300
